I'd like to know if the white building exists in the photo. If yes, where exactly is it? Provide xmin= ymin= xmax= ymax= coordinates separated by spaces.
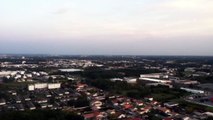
xmin=175 ymin=80 xmax=199 ymax=85
xmin=34 ymin=83 xmax=48 ymax=89
xmin=180 ymin=87 xmax=204 ymax=94
xmin=0 ymin=71 xmax=12 ymax=76
xmin=48 ymin=83 xmax=61 ymax=89
xmin=140 ymin=73 xmax=169 ymax=79
xmin=110 ymin=78 xmax=123 ymax=82
xmin=139 ymin=77 xmax=171 ymax=83
xmin=28 ymin=85 xmax=35 ymax=91
xmin=124 ymin=77 xmax=137 ymax=83
xmin=0 ymin=99 xmax=6 ymax=106
xmin=59 ymin=69 xmax=83 ymax=72
xmin=28 ymin=83 xmax=61 ymax=91
xmin=0 ymin=71 xmax=19 ymax=77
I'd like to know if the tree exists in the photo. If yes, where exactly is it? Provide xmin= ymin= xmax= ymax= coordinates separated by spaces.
xmin=0 ymin=110 xmax=83 ymax=120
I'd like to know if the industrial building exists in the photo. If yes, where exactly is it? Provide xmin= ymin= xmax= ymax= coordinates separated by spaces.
xmin=139 ymin=77 xmax=171 ymax=84
xmin=180 ymin=87 xmax=205 ymax=94
xmin=140 ymin=73 xmax=169 ymax=79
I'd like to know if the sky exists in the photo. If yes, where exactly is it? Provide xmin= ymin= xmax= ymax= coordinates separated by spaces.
xmin=0 ymin=0 xmax=213 ymax=55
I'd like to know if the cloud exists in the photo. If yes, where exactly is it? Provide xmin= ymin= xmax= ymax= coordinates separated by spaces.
xmin=53 ymin=8 xmax=69 ymax=15
xmin=164 ymin=0 xmax=213 ymax=10
xmin=1 ymin=0 xmax=213 ymax=39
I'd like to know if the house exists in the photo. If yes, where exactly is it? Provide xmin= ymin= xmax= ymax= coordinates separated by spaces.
xmin=15 ymin=96 xmax=22 ymax=103
xmin=16 ymin=104 xmax=25 ymax=111
xmin=23 ymin=96 xmax=31 ymax=101
xmin=47 ymin=104 xmax=53 ymax=108
xmin=0 ymin=99 xmax=6 ymax=106
xmin=39 ymin=103 xmax=48 ymax=109
xmin=106 ymin=109 xmax=116 ymax=115
xmin=118 ymin=114 xmax=126 ymax=119
xmin=91 ymin=100 xmax=102 ymax=107
xmin=83 ymin=113 xmax=95 ymax=120
xmin=83 ymin=112 xmax=100 ymax=120
xmin=8 ymin=90 xmax=17 ymax=96
xmin=135 ymin=100 xmax=144 ymax=106
xmin=141 ymin=106 xmax=152 ymax=113
xmin=164 ymin=102 xmax=179 ymax=108
xmin=123 ymin=103 xmax=133 ymax=109
xmin=36 ymin=98 xmax=48 ymax=104
xmin=144 ymin=96 xmax=154 ymax=101
xmin=157 ymin=107 xmax=171 ymax=114
xmin=151 ymin=101 xmax=158 ymax=105
xmin=96 ymin=112 xmax=108 ymax=120
xmin=26 ymin=102 xmax=36 ymax=110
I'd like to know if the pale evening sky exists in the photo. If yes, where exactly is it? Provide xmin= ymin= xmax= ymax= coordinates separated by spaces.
xmin=0 ymin=0 xmax=213 ymax=55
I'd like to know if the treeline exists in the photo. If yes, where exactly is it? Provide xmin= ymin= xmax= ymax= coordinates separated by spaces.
xmin=0 ymin=110 xmax=83 ymax=120
xmin=193 ymin=76 xmax=213 ymax=83
xmin=68 ymin=96 xmax=90 ymax=108
xmin=85 ymin=79 xmax=187 ymax=101
xmin=49 ymin=66 xmax=161 ymax=79
xmin=82 ymin=68 xmax=161 ymax=79
xmin=178 ymin=100 xmax=213 ymax=113
xmin=85 ymin=79 xmax=150 ymax=99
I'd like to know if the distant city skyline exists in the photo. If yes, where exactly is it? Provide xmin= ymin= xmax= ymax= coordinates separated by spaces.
xmin=0 ymin=0 xmax=213 ymax=56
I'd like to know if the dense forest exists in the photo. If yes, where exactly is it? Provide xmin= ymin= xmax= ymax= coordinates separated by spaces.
xmin=0 ymin=110 xmax=83 ymax=120
xmin=85 ymin=79 xmax=188 ymax=102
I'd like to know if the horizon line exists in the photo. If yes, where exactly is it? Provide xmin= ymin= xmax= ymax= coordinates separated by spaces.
xmin=0 ymin=53 xmax=213 ymax=57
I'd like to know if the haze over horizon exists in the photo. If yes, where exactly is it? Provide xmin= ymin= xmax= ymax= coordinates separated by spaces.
xmin=0 ymin=0 xmax=213 ymax=56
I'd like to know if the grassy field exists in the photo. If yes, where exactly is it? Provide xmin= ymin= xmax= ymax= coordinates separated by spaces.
xmin=178 ymin=99 xmax=213 ymax=113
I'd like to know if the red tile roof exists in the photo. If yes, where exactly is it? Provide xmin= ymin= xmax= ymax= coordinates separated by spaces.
xmin=83 ymin=113 xmax=95 ymax=119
